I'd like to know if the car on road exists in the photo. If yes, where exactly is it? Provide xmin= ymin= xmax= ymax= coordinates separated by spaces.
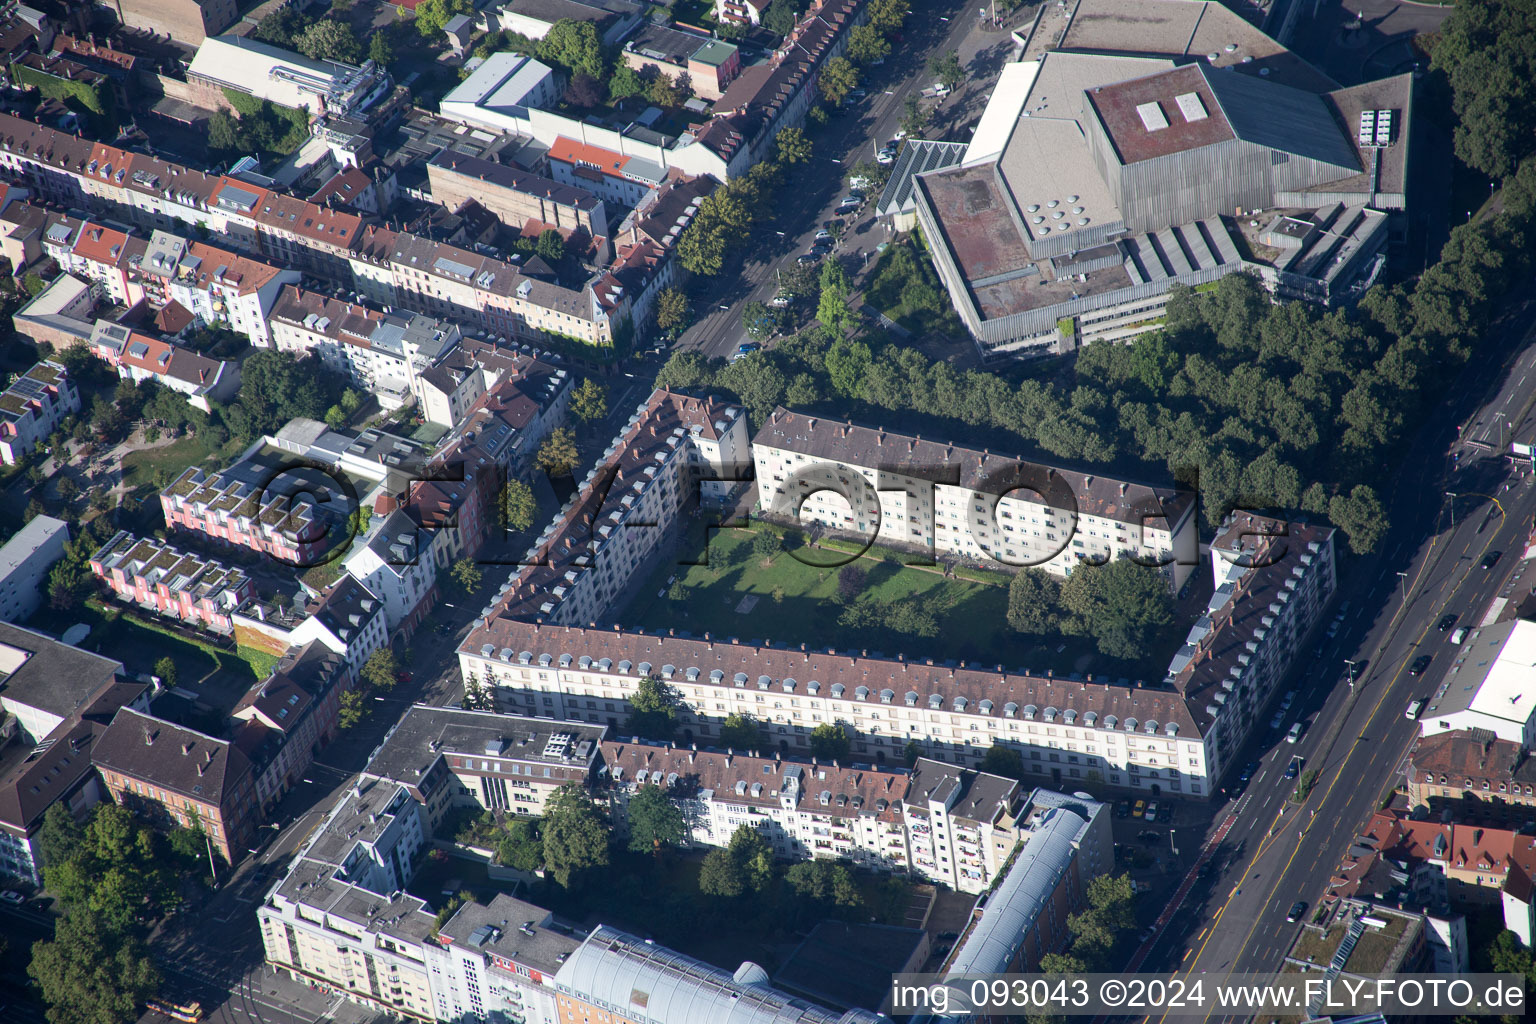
xmin=1280 ymin=689 xmax=1296 ymax=710
xmin=1452 ymin=626 xmax=1469 ymax=644
xmin=1286 ymin=721 xmax=1305 ymax=744
xmin=1238 ymin=761 xmax=1259 ymax=783
xmin=1144 ymin=801 xmax=1160 ymax=822
xmin=796 ymin=253 xmax=821 ymax=265
xmin=1437 ymin=614 xmax=1458 ymax=631
xmin=0 ymin=890 xmax=23 ymax=905
xmin=1132 ymin=799 xmax=1146 ymax=818
xmin=1287 ymin=901 xmax=1308 ymax=923
xmin=1269 ymin=711 xmax=1285 ymax=731
xmin=1410 ymin=654 xmax=1434 ymax=676
xmin=1115 ymin=800 xmax=1130 ymax=818
xmin=1406 ymin=699 xmax=1425 ymax=720
xmin=1284 ymin=757 xmax=1302 ymax=780
xmin=1483 ymin=550 xmax=1503 ymax=569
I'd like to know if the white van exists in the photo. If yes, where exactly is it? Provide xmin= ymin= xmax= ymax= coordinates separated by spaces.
xmin=1451 ymin=627 xmax=1469 ymax=645
xmin=1406 ymin=699 xmax=1425 ymax=720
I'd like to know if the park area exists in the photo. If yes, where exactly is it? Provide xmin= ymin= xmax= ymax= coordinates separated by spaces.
xmin=623 ymin=519 xmax=1105 ymax=674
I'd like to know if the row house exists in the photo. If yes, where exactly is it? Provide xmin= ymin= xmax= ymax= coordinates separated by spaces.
xmin=232 ymin=640 xmax=349 ymax=814
xmin=87 ymin=321 xmax=239 ymax=413
xmin=466 ymin=389 xmax=747 ymax=632
xmin=601 ymin=740 xmax=912 ymax=874
xmin=92 ymin=706 xmax=259 ymax=864
xmin=0 ymin=358 xmax=78 ymax=464
xmin=1407 ymin=728 xmax=1536 ymax=822
xmin=162 ymin=451 xmax=346 ymax=566
xmin=367 ymin=707 xmax=605 ymax=832
xmin=89 ymin=530 xmax=254 ymax=633
xmin=752 ymin=408 xmax=1200 ymax=591
xmin=458 ymin=511 xmax=1334 ymax=798
xmin=268 ymin=285 xmax=462 ymax=410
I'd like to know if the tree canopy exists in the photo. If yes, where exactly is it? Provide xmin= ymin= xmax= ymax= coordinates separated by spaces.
xmin=542 ymin=783 xmax=609 ymax=887
xmin=628 ymin=675 xmax=681 ymax=741
xmin=626 ymin=785 xmax=688 ymax=854
xmin=538 ymin=18 xmax=606 ymax=80
xmin=1429 ymin=0 xmax=1536 ymax=179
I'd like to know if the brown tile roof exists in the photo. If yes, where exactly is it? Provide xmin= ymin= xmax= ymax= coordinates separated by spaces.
xmin=1408 ymin=729 xmax=1536 ymax=792
xmin=93 ymin=706 xmax=251 ymax=805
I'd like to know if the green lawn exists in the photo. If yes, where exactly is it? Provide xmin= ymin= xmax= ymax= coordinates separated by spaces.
xmin=623 ymin=521 xmax=1095 ymax=672
xmin=120 ymin=434 xmax=219 ymax=489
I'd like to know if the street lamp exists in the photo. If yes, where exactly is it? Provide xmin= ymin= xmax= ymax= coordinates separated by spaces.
xmin=1447 ymin=491 xmax=1457 ymax=529
xmin=1344 ymin=658 xmax=1358 ymax=695
xmin=1169 ymin=829 xmax=1179 ymax=857
xmin=1396 ymin=570 xmax=1408 ymax=599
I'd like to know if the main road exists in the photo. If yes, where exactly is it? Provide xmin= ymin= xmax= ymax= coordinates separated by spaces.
xmin=1133 ymin=296 xmax=1536 ymax=1018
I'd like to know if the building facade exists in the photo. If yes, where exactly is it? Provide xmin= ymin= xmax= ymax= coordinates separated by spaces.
xmin=90 ymin=530 xmax=254 ymax=632
xmin=0 ymin=514 xmax=67 ymax=623
xmin=0 ymin=359 xmax=79 ymax=464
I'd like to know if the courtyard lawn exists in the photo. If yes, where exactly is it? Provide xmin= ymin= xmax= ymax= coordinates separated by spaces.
xmin=622 ymin=520 xmax=1103 ymax=674
xmin=120 ymin=433 xmax=219 ymax=488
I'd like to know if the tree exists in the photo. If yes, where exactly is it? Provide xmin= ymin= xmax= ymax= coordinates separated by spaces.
xmin=716 ymin=713 xmax=761 ymax=750
xmin=414 ymin=0 xmax=473 ymax=38
xmin=762 ymin=0 xmax=798 ymax=36
xmin=752 ymin=528 xmax=783 ymax=562
xmin=808 ymin=722 xmax=851 ymax=762
xmin=501 ymin=478 xmax=538 ymax=532
xmin=816 ymin=260 xmax=854 ymax=337
xmin=899 ymin=95 xmax=930 ymax=138
xmin=362 ymin=647 xmax=400 ymax=692
xmin=979 ymin=745 xmax=1025 ymax=780
xmin=819 ymin=56 xmax=859 ymax=106
xmin=930 ymin=50 xmax=964 ymax=93
xmin=535 ymin=228 xmax=568 ymax=265
xmin=647 ymin=69 xmax=679 ymax=108
xmin=656 ymin=287 xmax=690 ymax=337
xmin=571 ymin=378 xmax=607 ymax=423
xmin=846 ymin=23 xmax=891 ymax=65
xmin=1006 ymin=568 xmax=1061 ymax=634
xmin=541 ymin=783 xmax=609 ymax=887
xmin=1067 ymin=874 xmax=1136 ymax=967
xmin=38 ymin=803 xmax=85 ymax=872
xmin=539 ymin=18 xmax=606 ymax=79
xmin=29 ymin=911 xmax=161 ymax=1024
xmin=451 ymin=557 xmax=482 ymax=592
xmin=563 ymin=72 xmax=605 ymax=108
xmin=153 ymin=657 xmax=178 ymax=689
xmin=296 ymin=18 xmax=364 ymax=63
xmin=535 ymin=427 xmax=580 ymax=477
xmin=337 ymin=689 xmax=367 ymax=729
xmin=1329 ymin=484 xmax=1387 ymax=555
xmin=836 ymin=564 xmax=866 ymax=602
xmin=1059 ymin=558 xmax=1174 ymax=661
xmin=727 ymin=823 xmax=775 ymax=891
xmin=368 ymin=31 xmax=395 ymax=66
xmin=1430 ymin=0 xmax=1536 ymax=179
xmin=609 ymin=62 xmax=647 ymax=101
xmin=672 ymin=72 xmax=695 ymax=107
xmin=626 ymin=785 xmax=688 ymax=854
xmin=22 ymin=271 xmax=46 ymax=296
xmin=903 ymin=739 xmax=923 ymax=767
xmin=324 ymin=404 xmax=348 ymax=430
xmin=775 ymin=126 xmax=812 ymax=166
xmin=698 ymin=847 xmax=744 ymax=897
xmin=497 ymin=818 xmax=544 ymax=871
xmin=628 ymin=675 xmax=680 ymax=741
xmin=867 ymin=0 xmax=908 ymax=33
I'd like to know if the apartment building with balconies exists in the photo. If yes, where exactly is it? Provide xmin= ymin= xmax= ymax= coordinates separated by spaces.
xmin=90 ymin=530 xmax=254 ymax=632
xmin=0 ymin=359 xmax=78 ymax=464
xmin=752 ymin=409 xmax=1199 ymax=592
xmin=600 ymin=739 xmax=911 ymax=873
xmin=427 ymin=893 xmax=584 ymax=1024
xmin=903 ymin=758 xmax=1027 ymax=893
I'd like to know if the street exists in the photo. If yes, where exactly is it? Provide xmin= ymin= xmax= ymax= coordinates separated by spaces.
xmin=677 ymin=0 xmax=1022 ymax=359
xmin=1133 ymin=292 xmax=1536 ymax=1018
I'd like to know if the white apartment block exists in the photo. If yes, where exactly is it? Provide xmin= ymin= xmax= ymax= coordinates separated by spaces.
xmin=752 ymin=409 xmax=1199 ymax=592
xmin=426 ymin=894 xmax=581 ymax=1024
xmin=473 ymin=389 xmax=748 ymax=630
xmin=0 ymin=515 xmax=68 ymax=623
xmin=903 ymin=757 xmax=1026 ymax=893
xmin=0 ymin=360 xmax=79 ymax=464
xmin=461 ymin=508 xmax=1336 ymax=800
xmin=258 ymin=777 xmax=439 ymax=1022
xmin=601 ymin=740 xmax=913 ymax=874
xmin=268 ymin=286 xmax=462 ymax=411
xmin=343 ymin=509 xmax=441 ymax=639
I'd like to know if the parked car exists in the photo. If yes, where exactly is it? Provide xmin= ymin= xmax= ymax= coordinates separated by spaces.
xmin=1144 ymin=801 xmax=1160 ymax=822
xmin=768 ymin=293 xmax=793 ymax=308
xmin=1286 ymin=721 xmax=1304 ymax=744
xmin=796 ymin=253 xmax=821 ymax=265
xmin=1115 ymin=800 xmax=1130 ymax=819
xmin=1410 ymin=654 xmax=1433 ymax=675
xmin=1269 ymin=711 xmax=1285 ymax=731
xmin=1287 ymin=901 xmax=1308 ymax=923
xmin=1437 ymin=614 xmax=1458 ymax=631
xmin=848 ymin=88 xmax=867 ymax=100
xmin=735 ymin=342 xmax=760 ymax=357
xmin=1280 ymin=690 xmax=1297 ymax=710
xmin=1406 ymin=699 xmax=1425 ymax=720
xmin=1132 ymin=799 xmax=1146 ymax=818
xmin=814 ymin=229 xmax=833 ymax=241
xmin=876 ymin=149 xmax=896 ymax=165
xmin=932 ymin=81 xmax=951 ymax=97
xmin=1483 ymin=550 xmax=1503 ymax=569
xmin=892 ymin=129 xmax=909 ymax=141
xmin=0 ymin=890 xmax=23 ymax=905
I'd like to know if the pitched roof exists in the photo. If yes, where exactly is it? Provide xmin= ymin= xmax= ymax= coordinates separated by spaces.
xmin=93 ymin=706 xmax=251 ymax=804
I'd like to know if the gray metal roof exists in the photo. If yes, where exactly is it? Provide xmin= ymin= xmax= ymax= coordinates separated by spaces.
xmin=1201 ymin=63 xmax=1358 ymax=171
xmin=876 ymin=140 xmax=967 ymax=216
xmin=0 ymin=515 xmax=67 ymax=584
xmin=555 ymin=926 xmax=883 ymax=1024
xmin=945 ymin=806 xmax=1087 ymax=977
